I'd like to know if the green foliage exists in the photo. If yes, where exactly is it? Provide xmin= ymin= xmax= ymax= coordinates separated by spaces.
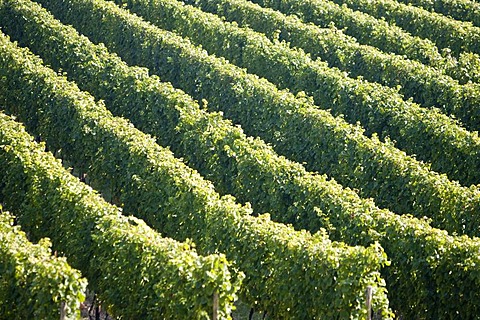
xmin=0 ymin=209 xmax=87 ymax=320
xmin=2 ymin=0 xmax=480 ymax=316
xmin=92 ymin=214 xmax=242 ymax=319
xmin=328 ymin=0 xmax=480 ymax=56
xmin=33 ymin=0 xmax=480 ymax=238
xmin=179 ymin=0 xmax=480 ymax=179
xmin=397 ymin=0 xmax=480 ymax=28
xmin=0 ymin=30 xmax=391 ymax=318
xmin=2 ymin=0 xmax=480 ymax=317
xmin=0 ymin=111 xmax=241 ymax=319
xmin=117 ymin=0 xmax=480 ymax=136
xmin=249 ymin=0 xmax=480 ymax=83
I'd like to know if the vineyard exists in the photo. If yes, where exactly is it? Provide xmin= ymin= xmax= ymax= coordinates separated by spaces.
xmin=0 ymin=0 xmax=479 ymax=318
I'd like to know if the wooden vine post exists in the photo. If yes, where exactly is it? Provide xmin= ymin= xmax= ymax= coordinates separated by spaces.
xmin=366 ymin=286 xmax=373 ymax=320
xmin=213 ymin=292 xmax=219 ymax=320
xmin=60 ymin=301 xmax=66 ymax=320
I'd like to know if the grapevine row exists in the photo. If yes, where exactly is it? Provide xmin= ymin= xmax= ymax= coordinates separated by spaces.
xmin=114 ymin=0 xmax=480 ymax=147
xmin=0 ymin=208 xmax=86 ymax=320
xmin=10 ymin=0 xmax=480 ymax=315
xmin=36 ymin=0 xmax=480 ymax=237
xmin=185 ymin=0 xmax=480 ymax=92
xmin=0 ymin=109 xmax=242 ymax=319
xmin=0 ymin=30 xmax=391 ymax=318
xmin=248 ymin=0 xmax=480 ymax=82
xmin=330 ymin=0 xmax=480 ymax=55
xmin=399 ymin=0 xmax=480 ymax=27
xmin=179 ymin=0 xmax=480 ymax=183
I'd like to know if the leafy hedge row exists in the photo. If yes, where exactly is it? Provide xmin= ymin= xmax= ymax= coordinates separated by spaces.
xmin=330 ymin=0 xmax=480 ymax=56
xmin=130 ymin=0 xmax=480 ymax=133
xmin=0 ymin=112 xmax=241 ymax=319
xmin=0 ymin=30 xmax=391 ymax=318
xmin=248 ymin=0 xmax=480 ymax=83
xmin=0 ymin=208 xmax=87 ymax=320
xmin=112 ymin=0 xmax=480 ymax=147
xmin=36 ymin=0 xmax=480 ymax=237
xmin=186 ymin=0 xmax=480 ymax=114
xmin=10 ymin=2 xmax=480 ymax=316
xmin=179 ymin=0 xmax=480 ymax=181
xmin=105 ymin=0 xmax=480 ymax=179
xmin=399 ymin=0 xmax=480 ymax=27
